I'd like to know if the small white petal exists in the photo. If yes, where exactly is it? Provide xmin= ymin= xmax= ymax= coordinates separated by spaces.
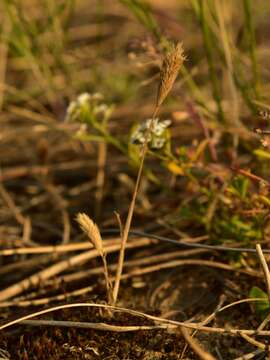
xmin=94 ymin=104 xmax=108 ymax=114
xmin=77 ymin=93 xmax=91 ymax=105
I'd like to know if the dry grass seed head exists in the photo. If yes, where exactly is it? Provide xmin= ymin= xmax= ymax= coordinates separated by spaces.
xmin=156 ymin=42 xmax=185 ymax=109
xmin=76 ymin=213 xmax=103 ymax=256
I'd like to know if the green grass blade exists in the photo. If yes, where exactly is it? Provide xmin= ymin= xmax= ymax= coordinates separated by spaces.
xmin=242 ymin=0 xmax=260 ymax=98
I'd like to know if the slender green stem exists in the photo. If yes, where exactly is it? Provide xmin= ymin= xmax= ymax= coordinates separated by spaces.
xmin=118 ymin=0 xmax=160 ymax=40
xmin=242 ymin=0 xmax=260 ymax=98
xmin=197 ymin=0 xmax=225 ymax=123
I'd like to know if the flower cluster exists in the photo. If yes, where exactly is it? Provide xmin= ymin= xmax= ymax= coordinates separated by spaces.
xmin=66 ymin=92 xmax=111 ymax=123
xmin=131 ymin=118 xmax=171 ymax=149
xmin=65 ymin=92 xmax=113 ymax=137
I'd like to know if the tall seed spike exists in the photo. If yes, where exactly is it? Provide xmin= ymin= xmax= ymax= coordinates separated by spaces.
xmin=156 ymin=42 xmax=185 ymax=110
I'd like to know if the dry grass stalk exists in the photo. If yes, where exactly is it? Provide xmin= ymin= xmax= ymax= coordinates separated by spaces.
xmin=240 ymin=333 xmax=266 ymax=351
xmin=180 ymin=326 xmax=216 ymax=360
xmin=3 ymin=301 xmax=270 ymax=336
xmin=112 ymin=42 xmax=184 ymax=305
xmin=45 ymin=249 xmax=207 ymax=287
xmin=180 ymin=295 xmax=226 ymax=359
xmin=76 ymin=213 xmax=113 ymax=304
xmin=255 ymin=243 xmax=270 ymax=301
xmin=0 ymin=286 xmax=94 ymax=308
xmin=0 ymin=237 xmax=152 ymax=302
xmin=0 ymin=182 xmax=26 ymax=225
xmin=19 ymin=319 xmax=169 ymax=332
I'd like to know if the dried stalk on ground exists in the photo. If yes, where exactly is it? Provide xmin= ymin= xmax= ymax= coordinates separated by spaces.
xmin=180 ymin=326 xmax=216 ymax=360
xmin=0 ymin=237 xmax=152 ymax=302
xmin=3 ymin=301 xmax=270 ymax=336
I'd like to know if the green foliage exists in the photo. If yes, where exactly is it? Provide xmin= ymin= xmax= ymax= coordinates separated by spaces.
xmin=118 ymin=0 xmax=160 ymax=39
xmin=3 ymin=0 xmax=71 ymax=56
xmin=119 ymin=0 xmax=261 ymax=121
xmin=242 ymin=0 xmax=260 ymax=98
xmin=66 ymin=93 xmax=126 ymax=153
xmin=177 ymin=178 xmax=264 ymax=243
xmin=227 ymin=176 xmax=250 ymax=201
xmin=249 ymin=286 xmax=270 ymax=318
xmin=194 ymin=0 xmax=225 ymax=122
xmin=213 ymin=214 xmax=262 ymax=242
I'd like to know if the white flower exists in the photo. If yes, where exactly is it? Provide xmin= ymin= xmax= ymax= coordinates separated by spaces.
xmin=66 ymin=92 xmax=109 ymax=122
xmin=94 ymin=104 xmax=109 ymax=115
xmin=131 ymin=118 xmax=171 ymax=149
xmin=77 ymin=93 xmax=91 ymax=105
xmin=66 ymin=93 xmax=91 ymax=121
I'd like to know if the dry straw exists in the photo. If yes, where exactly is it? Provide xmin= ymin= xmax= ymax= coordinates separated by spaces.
xmin=256 ymin=243 xmax=270 ymax=301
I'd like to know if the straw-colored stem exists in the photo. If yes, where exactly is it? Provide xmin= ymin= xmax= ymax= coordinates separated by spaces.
xmin=112 ymin=41 xmax=184 ymax=304
xmin=101 ymin=254 xmax=113 ymax=304
xmin=180 ymin=326 xmax=216 ymax=360
xmin=112 ymin=107 xmax=159 ymax=304
xmin=256 ymin=243 xmax=270 ymax=301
